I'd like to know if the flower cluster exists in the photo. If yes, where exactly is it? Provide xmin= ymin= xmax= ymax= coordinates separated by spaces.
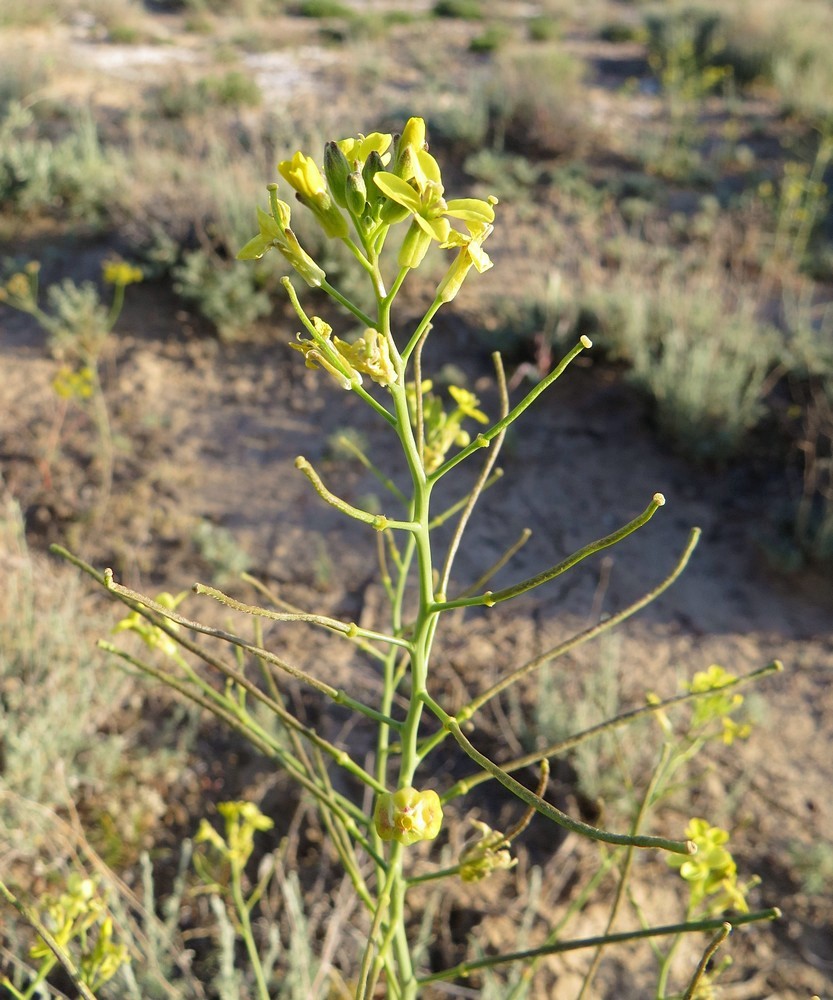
xmin=291 ymin=316 xmax=397 ymax=389
xmin=0 ymin=260 xmax=40 ymax=310
xmin=668 ymin=818 xmax=750 ymax=915
xmin=687 ymin=664 xmax=752 ymax=745
xmin=102 ymin=258 xmax=143 ymax=286
xmin=196 ymin=800 xmax=275 ymax=867
xmin=238 ymin=116 xmax=497 ymax=300
xmin=29 ymin=875 xmax=129 ymax=992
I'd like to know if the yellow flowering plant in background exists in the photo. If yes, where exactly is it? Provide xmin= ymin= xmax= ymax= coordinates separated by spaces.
xmin=38 ymin=116 xmax=782 ymax=999
xmin=0 ymin=257 xmax=142 ymax=506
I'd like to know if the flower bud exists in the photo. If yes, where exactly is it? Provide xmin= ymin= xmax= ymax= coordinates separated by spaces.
xmin=279 ymin=151 xmax=348 ymax=239
xmin=373 ymin=787 xmax=443 ymax=846
xmin=394 ymin=117 xmax=427 ymax=176
xmin=398 ymin=218 xmax=433 ymax=269
xmin=345 ymin=170 xmax=367 ymax=217
xmin=362 ymin=150 xmax=386 ymax=208
xmin=324 ymin=140 xmax=351 ymax=208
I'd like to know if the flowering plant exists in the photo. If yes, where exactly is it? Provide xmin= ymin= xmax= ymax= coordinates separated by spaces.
xmin=44 ymin=117 xmax=780 ymax=998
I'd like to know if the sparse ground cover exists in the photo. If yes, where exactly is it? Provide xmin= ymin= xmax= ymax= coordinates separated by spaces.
xmin=1 ymin=1 xmax=832 ymax=997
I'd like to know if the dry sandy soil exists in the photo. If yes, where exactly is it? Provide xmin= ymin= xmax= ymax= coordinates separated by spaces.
xmin=2 ymin=5 xmax=833 ymax=998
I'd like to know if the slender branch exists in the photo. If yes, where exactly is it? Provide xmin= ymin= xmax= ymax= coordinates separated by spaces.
xmin=433 ymin=493 xmax=667 ymax=610
xmin=462 ymin=527 xmax=701 ymax=714
xmin=295 ymin=456 xmax=418 ymax=531
xmin=442 ymin=660 xmax=782 ymax=802
xmin=416 ymin=909 xmax=780 ymax=985
xmin=401 ymin=296 xmax=443 ymax=362
xmin=241 ymin=571 xmax=388 ymax=663
xmin=578 ymin=742 xmax=673 ymax=1000
xmin=683 ymin=923 xmax=732 ymax=1000
xmin=427 ymin=469 xmax=504 ymax=530
xmin=456 ymin=527 xmax=532 ymax=600
xmin=99 ymin=568 xmax=398 ymax=728
xmin=192 ymin=582 xmax=411 ymax=650
xmin=319 ymin=276 xmax=376 ymax=328
xmin=334 ymin=433 xmax=408 ymax=506
xmin=421 ymin=693 xmax=693 ymax=855
xmin=412 ymin=326 xmax=429 ymax=469
xmin=437 ymin=351 xmax=509 ymax=600
xmin=99 ymin=641 xmax=387 ymax=805
xmin=429 ymin=335 xmax=592 ymax=482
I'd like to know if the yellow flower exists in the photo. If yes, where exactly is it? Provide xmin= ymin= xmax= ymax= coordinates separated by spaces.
xmin=448 ymin=384 xmax=488 ymax=423
xmin=2 ymin=270 xmax=36 ymax=308
xmin=197 ymin=801 xmax=274 ymax=866
xmin=334 ymin=328 xmax=398 ymax=387
xmin=102 ymin=259 xmax=143 ymax=286
xmin=289 ymin=316 xmax=359 ymax=390
xmin=374 ymin=168 xmax=450 ymax=267
xmin=398 ymin=117 xmax=426 ymax=159
xmin=668 ymin=818 xmax=749 ymax=914
xmin=373 ymin=787 xmax=443 ymax=846
xmin=112 ymin=591 xmax=186 ymax=657
xmin=52 ymin=365 xmax=95 ymax=401
xmin=278 ymin=151 xmax=348 ymax=238
xmin=437 ymin=221 xmax=495 ymax=302
xmin=278 ymin=150 xmax=327 ymax=200
xmin=722 ymin=717 xmax=752 ymax=745
xmin=687 ymin=664 xmax=745 ymax=730
xmin=337 ymin=131 xmax=392 ymax=168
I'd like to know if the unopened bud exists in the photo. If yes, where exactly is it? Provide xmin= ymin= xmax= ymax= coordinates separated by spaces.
xmin=345 ymin=170 xmax=367 ymax=217
xmin=324 ymin=140 xmax=351 ymax=208
xmin=363 ymin=150 xmax=386 ymax=208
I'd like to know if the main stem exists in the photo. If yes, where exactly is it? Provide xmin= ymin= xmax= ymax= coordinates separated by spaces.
xmin=373 ymin=264 xmax=440 ymax=998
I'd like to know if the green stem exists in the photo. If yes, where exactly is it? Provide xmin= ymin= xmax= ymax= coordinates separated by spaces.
xmin=682 ymin=923 xmax=731 ymax=1000
xmin=295 ymin=456 xmax=417 ymax=531
xmin=578 ymin=741 xmax=674 ymax=999
xmin=98 ymin=568 xmax=397 ymax=727
xmin=428 ymin=469 xmax=504 ymax=530
xmin=334 ymin=432 xmax=408 ymax=506
xmin=401 ymin=295 xmax=443 ymax=362
xmin=98 ymin=642 xmax=384 ymax=857
xmin=436 ymin=351 xmax=509 ymax=600
xmin=105 ymin=279 xmax=126 ymax=330
xmin=230 ymin=861 xmax=270 ymax=1000
xmin=443 ymin=660 xmax=782 ymax=802
xmin=88 ymin=363 xmax=113 ymax=505
xmin=320 ymin=276 xmax=376 ymax=328
xmin=193 ymin=582 xmax=411 ymax=651
xmin=417 ymin=909 xmax=780 ymax=985
xmin=433 ymin=492 xmax=666 ymax=611
xmin=355 ymin=851 xmax=401 ymax=1000
xmin=465 ymin=527 xmax=701 ymax=710
xmin=422 ymin=692 xmax=693 ymax=854
xmin=428 ymin=335 xmax=592 ymax=482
